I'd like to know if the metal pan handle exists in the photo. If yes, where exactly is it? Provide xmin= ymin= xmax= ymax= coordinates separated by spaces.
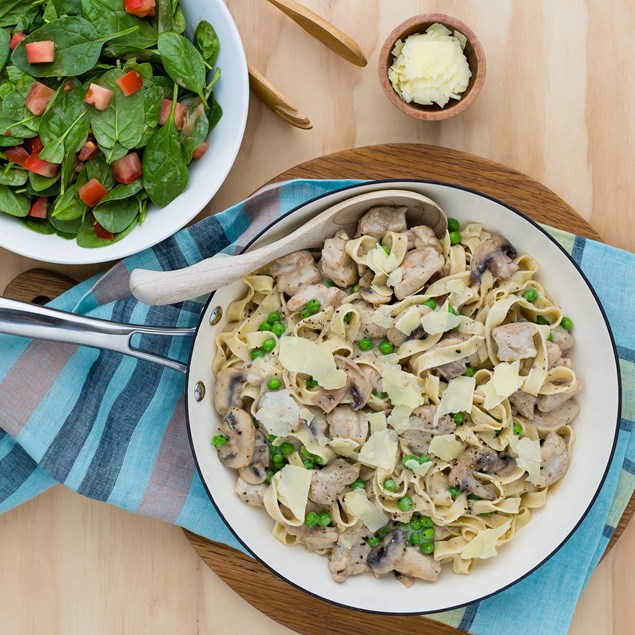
xmin=0 ymin=297 xmax=195 ymax=374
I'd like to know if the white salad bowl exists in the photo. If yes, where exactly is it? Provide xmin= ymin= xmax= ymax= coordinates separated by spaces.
xmin=186 ymin=180 xmax=620 ymax=614
xmin=0 ymin=0 xmax=249 ymax=265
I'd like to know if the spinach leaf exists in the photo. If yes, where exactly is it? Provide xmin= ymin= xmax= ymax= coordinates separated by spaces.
xmin=136 ymin=84 xmax=163 ymax=147
xmin=210 ymin=99 xmax=223 ymax=130
xmin=49 ymin=212 xmax=82 ymax=234
xmin=60 ymin=152 xmax=78 ymax=193
xmin=76 ymin=214 xmax=137 ymax=248
xmin=0 ymin=185 xmax=30 ymax=217
xmin=0 ymin=1 xmax=39 ymax=29
xmin=43 ymin=0 xmax=59 ymax=22
xmin=51 ymin=185 xmax=85 ymax=221
xmin=97 ymin=179 xmax=143 ymax=204
xmin=173 ymin=6 xmax=186 ymax=35
xmin=158 ymin=32 xmax=207 ymax=101
xmin=90 ymin=68 xmax=145 ymax=157
xmin=39 ymin=78 xmax=90 ymax=163
xmin=19 ymin=218 xmax=56 ymax=235
xmin=52 ymin=0 xmax=82 ymax=16
xmin=194 ymin=21 xmax=220 ymax=68
xmin=93 ymin=196 xmax=138 ymax=233
xmin=0 ymin=136 xmax=26 ymax=148
xmin=81 ymin=155 xmax=116 ymax=189
xmin=142 ymin=92 xmax=188 ymax=206
xmin=0 ymin=168 xmax=28 ymax=186
xmin=28 ymin=170 xmax=61 ymax=194
xmin=179 ymin=97 xmax=209 ymax=163
xmin=0 ymin=30 xmax=10 ymax=74
xmin=80 ymin=0 xmax=157 ymax=49
xmin=0 ymin=115 xmax=40 ymax=139
xmin=102 ymin=43 xmax=160 ymax=63
xmin=11 ymin=16 xmax=139 ymax=78
xmin=156 ymin=0 xmax=174 ymax=33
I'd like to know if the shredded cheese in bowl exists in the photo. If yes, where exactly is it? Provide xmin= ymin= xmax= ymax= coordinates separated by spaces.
xmin=388 ymin=23 xmax=472 ymax=108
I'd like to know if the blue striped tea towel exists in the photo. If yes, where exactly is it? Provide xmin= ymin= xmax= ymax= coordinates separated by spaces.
xmin=0 ymin=179 xmax=633 ymax=635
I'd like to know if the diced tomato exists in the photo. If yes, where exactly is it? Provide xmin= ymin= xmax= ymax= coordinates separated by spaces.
xmin=78 ymin=179 xmax=108 ymax=208
xmin=28 ymin=197 xmax=48 ymax=219
xmin=23 ymin=153 xmax=59 ymax=178
xmin=159 ymin=99 xmax=188 ymax=131
xmin=116 ymin=70 xmax=143 ymax=97
xmin=85 ymin=83 xmax=114 ymax=111
xmin=78 ymin=140 xmax=100 ymax=162
xmin=75 ymin=160 xmax=85 ymax=173
xmin=123 ymin=0 xmax=156 ymax=18
xmin=25 ymin=81 xmax=55 ymax=116
xmin=24 ymin=136 xmax=44 ymax=154
xmin=111 ymin=152 xmax=142 ymax=185
xmin=94 ymin=221 xmax=114 ymax=240
xmin=192 ymin=140 xmax=209 ymax=160
xmin=9 ymin=32 xmax=27 ymax=51
xmin=25 ymin=41 xmax=55 ymax=64
xmin=3 ymin=146 xmax=29 ymax=166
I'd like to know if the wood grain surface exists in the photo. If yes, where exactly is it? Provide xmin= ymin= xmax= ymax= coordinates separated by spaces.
xmin=0 ymin=1 xmax=633 ymax=634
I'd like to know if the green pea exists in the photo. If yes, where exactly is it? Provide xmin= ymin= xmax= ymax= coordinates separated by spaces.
xmin=272 ymin=456 xmax=285 ymax=469
xmin=397 ymin=522 xmax=410 ymax=530
xmin=271 ymin=322 xmax=286 ymax=337
xmin=468 ymin=494 xmax=482 ymax=501
xmin=259 ymin=321 xmax=272 ymax=332
xmin=447 ymin=218 xmax=460 ymax=232
xmin=453 ymin=412 xmax=465 ymax=425
xmin=422 ymin=527 xmax=435 ymax=541
xmin=306 ymin=377 xmax=319 ymax=389
xmin=358 ymin=337 xmax=373 ymax=351
xmin=423 ymin=299 xmax=437 ymax=309
xmin=318 ymin=512 xmax=331 ymax=527
xmin=448 ymin=306 xmax=457 ymax=315
xmin=312 ymin=453 xmax=324 ymax=465
xmin=373 ymin=390 xmax=388 ymax=399
xmin=350 ymin=478 xmax=365 ymax=490
xmin=343 ymin=312 xmax=353 ymax=324
xmin=561 ymin=317 xmax=573 ymax=330
xmin=279 ymin=442 xmax=294 ymax=455
xmin=306 ymin=299 xmax=321 ymax=314
xmin=250 ymin=348 xmax=265 ymax=360
xmin=266 ymin=468 xmax=274 ymax=482
xmin=420 ymin=515 xmax=434 ymax=528
xmin=410 ymin=532 xmax=422 ymax=546
xmin=410 ymin=516 xmax=422 ymax=530
xmin=536 ymin=315 xmax=550 ymax=325
xmin=268 ymin=434 xmax=277 ymax=442
xmin=513 ymin=422 xmax=523 ymax=437
xmin=300 ymin=308 xmax=311 ymax=319
xmin=351 ymin=284 xmax=360 ymax=293
xmin=378 ymin=526 xmax=390 ymax=539
xmin=547 ymin=331 xmax=553 ymax=342
xmin=383 ymin=478 xmax=397 ymax=492
xmin=378 ymin=340 xmax=394 ymax=355
xmin=464 ymin=367 xmax=475 ymax=377
xmin=212 ymin=434 xmax=227 ymax=446
xmin=449 ymin=231 xmax=461 ymax=245
xmin=300 ymin=446 xmax=313 ymax=459
xmin=420 ymin=542 xmax=435 ymax=555
xmin=305 ymin=511 xmax=319 ymax=527
xmin=402 ymin=455 xmax=417 ymax=469
xmin=381 ymin=245 xmax=391 ymax=255
xmin=324 ymin=279 xmax=335 ymax=287
xmin=262 ymin=338 xmax=276 ymax=353
xmin=523 ymin=288 xmax=538 ymax=303
xmin=419 ymin=455 xmax=431 ymax=464
xmin=367 ymin=535 xmax=381 ymax=548
xmin=267 ymin=312 xmax=281 ymax=324
xmin=449 ymin=486 xmax=461 ymax=500
xmin=397 ymin=496 xmax=413 ymax=512
xmin=267 ymin=377 xmax=281 ymax=390
xmin=302 ymin=458 xmax=315 ymax=470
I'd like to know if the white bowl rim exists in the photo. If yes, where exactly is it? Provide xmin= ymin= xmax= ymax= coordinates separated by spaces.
xmin=185 ymin=178 xmax=621 ymax=615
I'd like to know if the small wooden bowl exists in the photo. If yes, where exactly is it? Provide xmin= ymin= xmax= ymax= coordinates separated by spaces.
xmin=378 ymin=14 xmax=486 ymax=121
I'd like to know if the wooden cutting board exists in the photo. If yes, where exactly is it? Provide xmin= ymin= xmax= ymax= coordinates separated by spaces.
xmin=4 ymin=144 xmax=629 ymax=635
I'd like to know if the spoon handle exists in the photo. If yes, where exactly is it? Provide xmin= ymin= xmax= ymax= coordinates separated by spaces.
xmin=265 ymin=0 xmax=367 ymax=67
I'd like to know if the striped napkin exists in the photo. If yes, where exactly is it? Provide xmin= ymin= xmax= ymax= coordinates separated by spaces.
xmin=0 ymin=180 xmax=633 ymax=635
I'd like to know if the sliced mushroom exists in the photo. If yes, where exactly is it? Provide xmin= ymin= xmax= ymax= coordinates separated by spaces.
xmin=352 ymin=300 xmax=388 ymax=340
xmin=216 ymin=407 xmax=256 ymax=469
xmin=358 ymin=268 xmax=392 ymax=305
xmin=407 ymin=225 xmax=442 ymax=253
xmin=537 ymin=380 xmax=583 ymax=413
xmin=550 ymin=326 xmax=575 ymax=353
xmin=394 ymin=247 xmax=444 ymax=300
xmin=492 ymin=322 xmax=538 ymax=362
xmin=386 ymin=304 xmax=431 ymax=346
xmin=238 ymin=429 xmax=270 ymax=484
xmin=401 ymin=429 xmax=433 ymax=455
xmin=235 ymin=476 xmax=267 ymax=506
xmin=471 ymin=236 xmax=519 ymax=284
xmin=309 ymin=459 xmax=360 ymax=506
xmin=320 ymin=231 xmax=358 ymax=288
xmin=395 ymin=546 xmax=441 ymax=582
xmin=312 ymin=384 xmax=349 ymax=414
xmin=480 ymin=452 xmax=518 ymax=478
xmin=448 ymin=446 xmax=498 ymax=500
xmin=533 ymin=399 xmax=580 ymax=432
xmin=287 ymin=284 xmax=347 ymax=312
xmin=359 ymin=364 xmax=382 ymax=392
xmin=269 ymin=250 xmax=322 ymax=296
xmin=329 ymin=533 xmax=372 ymax=582
xmin=535 ymin=432 xmax=569 ymax=488
xmin=313 ymin=356 xmax=372 ymax=413
xmin=213 ymin=367 xmax=246 ymax=416
xmin=307 ymin=410 xmax=329 ymax=436
xmin=355 ymin=205 xmax=408 ymax=238
xmin=412 ymin=405 xmax=456 ymax=435
xmin=509 ymin=390 xmax=537 ymax=419
xmin=287 ymin=524 xmax=339 ymax=551
xmin=326 ymin=406 xmax=369 ymax=445
xmin=367 ymin=530 xmax=406 ymax=575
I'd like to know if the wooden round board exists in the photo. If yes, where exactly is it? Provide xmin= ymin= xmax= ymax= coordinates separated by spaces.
xmin=2 ymin=144 xmax=628 ymax=635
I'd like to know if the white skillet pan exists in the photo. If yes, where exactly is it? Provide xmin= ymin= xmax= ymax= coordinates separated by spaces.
xmin=0 ymin=180 xmax=620 ymax=615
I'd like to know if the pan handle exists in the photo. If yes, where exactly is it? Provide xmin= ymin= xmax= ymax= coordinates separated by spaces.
xmin=0 ymin=297 xmax=195 ymax=374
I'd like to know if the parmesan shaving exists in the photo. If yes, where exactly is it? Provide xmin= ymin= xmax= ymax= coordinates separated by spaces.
xmin=404 ymin=458 xmax=434 ymax=476
xmin=358 ymin=429 xmax=398 ymax=471
xmin=382 ymin=364 xmax=424 ymax=409
xmin=434 ymin=376 xmax=475 ymax=424
xmin=428 ymin=434 xmax=465 ymax=462
xmin=371 ymin=305 xmax=394 ymax=329
xmin=387 ymin=404 xmax=413 ymax=434
xmin=395 ymin=305 xmax=423 ymax=335
xmin=422 ymin=306 xmax=464 ymax=335
xmin=460 ymin=520 xmax=512 ymax=560
xmin=279 ymin=337 xmax=347 ymax=389
xmin=255 ymin=390 xmax=300 ymax=436
xmin=277 ymin=465 xmax=312 ymax=521
xmin=483 ymin=361 xmax=523 ymax=410
xmin=367 ymin=411 xmax=387 ymax=433
xmin=327 ymin=438 xmax=360 ymax=459
xmin=514 ymin=436 xmax=542 ymax=485
xmin=344 ymin=490 xmax=388 ymax=532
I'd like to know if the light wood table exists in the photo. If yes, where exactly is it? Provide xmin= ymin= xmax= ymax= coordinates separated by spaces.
xmin=0 ymin=1 xmax=633 ymax=633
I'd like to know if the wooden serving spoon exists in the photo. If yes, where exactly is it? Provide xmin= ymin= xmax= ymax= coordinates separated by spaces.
xmin=130 ymin=190 xmax=447 ymax=306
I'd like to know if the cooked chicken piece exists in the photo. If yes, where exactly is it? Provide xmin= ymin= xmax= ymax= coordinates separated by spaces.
xmin=492 ymin=322 xmax=538 ymax=361
xmin=448 ymin=446 xmax=507 ymax=500
xmin=427 ymin=472 xmax=453 ymax=505
xmin=216 ymin=408 xmax=255 ymax=469
xmin=407 ymin=225 xmax=442 ymax=253
xmin=509 ymin=390 xmax=537 ymax=419
xmin=550 ymin=326 xmax=575 ymax=353
xmin=309 ymin=459 xmax=360 ymax=506
xmin=412 ymin=405 xmax=456 ymax=435
xmin=326 ymin=406 xmax=369 ymax=445
xmin=244 ymin=356 xmax=278 ymax=386
xmin=367 ymin=530 xmax=406 ymax=575
xmin=287 ymin=284 xmax=347 ymax=312
xmin=352 ymin=300 xmax=388 ymax=340
xmin=471 ymin=236 xmax=518 ymax=284
xmin=533 ymin=400 xmax=580 ymax=431
xmin=321 ymin=232 xmax=358 ymax=288
xmin=287 ymin=524 xmax=339 ymax=551
xmin=401 ymin=429 xmax=433 ymax=455
xmin=537 ymin=380 xmax=583 ymax=413
xmin=546 ymin=341 xmax=563 ymax=368
xmin=213 ymin=367 xmax=246 ymax=416
xmin=386 ymin=304 xmax=430 ymax=346
xmin=313 ymin=356 xmax=372 ymax=413
xmin=395 ymin=546 xmax=441 ymax=582
xmin=359 ymin=364 xmax=382 ymax=392
xmin=358 ymin=268 xmax=392 ymax=305
xmin=394 ymin=247 xmax=444 ymax=300
xmin=235 ymin=477 xmax=267 ymax=506
xmin=355 ymin=205 xmax=408 ymax=238
xmin=535 ymin=432 xmax=569 ymax=488
xmin=329 ymin=533 xmax=372 ymax=582
xmin=269 ymin=250 xmax=322 ymax=296
xmin=238 ymin=429 xmax=270 ymax=484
